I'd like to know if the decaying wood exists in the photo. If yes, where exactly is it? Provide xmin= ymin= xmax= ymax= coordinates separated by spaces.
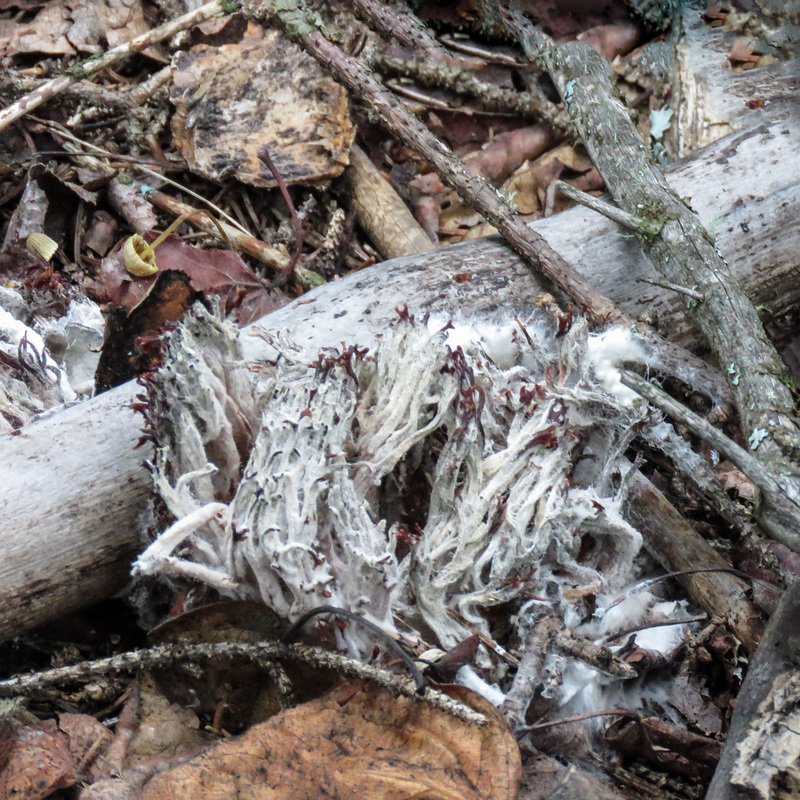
xmin=0 ymin=117 xmax=795 ymax=642
xmin=675 ymin=0 xmax=800 ymax=155
xmin=623 ymin=473 xmax=763 ymax=654
xmin=344 ymin=143 xmax=436 ymax=259
xmin=706 ymin=580 xmax=800 ymax=799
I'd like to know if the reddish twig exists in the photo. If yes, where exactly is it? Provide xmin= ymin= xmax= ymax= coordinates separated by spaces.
xmin=259 ymin=148 xmax=304 ymax=287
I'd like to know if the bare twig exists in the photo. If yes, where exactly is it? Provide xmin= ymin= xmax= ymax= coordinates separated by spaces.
xmin=258 ymin=148 xmax=304 ymax=286
xmin=552 ymin=180 xmax=638 ymax=230
xmin=0 ymin=641 xmax=486 ymax=724
xmin=637 ymin=276 xmax=704 ymax=301
xmin=349 ymin=0 xmax=451 ymax=59
xmin=0 ymin=0 xmax=227 ymax=134
xmin=245 ymin=0 xmax=616 ymax=327
xmin=146 ymin=190 xmax=293 ymax=278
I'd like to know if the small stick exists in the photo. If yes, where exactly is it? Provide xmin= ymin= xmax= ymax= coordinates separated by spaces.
xmin=0 ymin=0 xmax=227 ymax=134
xmin=244 ymin=0 xmax=618 ymax=328
xmin=373 ymin=52 xmax=569 ymax=130
xmin=0 ymin=641 xmax=485 ymax=724
xmin=597 ymin=615 xmax=708 ymax=646
xmin=35 ymin=119 xmax=253 ymax=238
xmin=349 ymin=0 xmax=451 ymax=59
xmin=283 ymin=605 xmax=426 ymax=694
xmin=551 ymin=180 xmax=638 ymax=230
xmin=638 ymin=276 xmax=704 ymax=301
xmin=147 ymin=189 xmax=291 ymax=277
xmin=258 ymin=148 xmax=304 ymax=286
xmin=520 ymin=708 xmax=636 ymax=733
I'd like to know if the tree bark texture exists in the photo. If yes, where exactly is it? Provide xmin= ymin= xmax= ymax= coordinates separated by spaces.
xmin=706 ymin=580 xmax=800 ymax=799
xmin=0 ymin=117 xmax=796 ymax=642
xmin=507 ymin=7 xmax=800 ymax=488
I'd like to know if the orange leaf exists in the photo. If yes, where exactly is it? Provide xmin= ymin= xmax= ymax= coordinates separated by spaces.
xmin=138 ymin=681 xmax=520 ymax=799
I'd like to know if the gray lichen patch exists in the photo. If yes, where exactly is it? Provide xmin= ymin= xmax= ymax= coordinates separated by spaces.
xmin=136 ymin=304 xmax=649 ymax=660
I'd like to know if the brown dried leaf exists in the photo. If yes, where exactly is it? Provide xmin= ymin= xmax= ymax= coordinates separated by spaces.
xmin=462 ymin=125 xmax=557 ymax=184
xmin=714 ymin=460 xmax=757 ymax=500
xmin=503 ymin=143 xmax=596 ymax=215
xmin=669 ymin=671 xmax=722 ymax=736
xmin=171 ymin=23 xmax=355 ymax=188
xmin=125 ymin=675 xmax=206 ymax=764
xmin=84 ymin=210 xmax=119 ymax=257
xmin=728 ymin=38 xmax=761 ymax=66
xmin=0 ymin=720 xmax=79 ymax=800
xmin=57 ymin=713 xmax=114 ymax=782
xmin=577 ymin=22 xmax=642 ymax=60
xmin=137 ymin=680 xmax=520 ymax=800
xmin=0 ymin=0 xmax=151 ymax=57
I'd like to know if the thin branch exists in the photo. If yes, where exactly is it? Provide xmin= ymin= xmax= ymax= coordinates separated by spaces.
xmin=520 ymin=708 xmax=637 ymax=733
xmin=259 ymin=148 xmax=304 ymax=287
xmin=598 ymin=615 xmax=708 ymax=645
xmin=637 ymin=276 xmax=705 ymax=301
xmin=552 ymin=180 xmax=638 ymax=230
xmin=373 ymin=51 xmax=570 ymax=130
xmin=0 ymin=641 xmax=486 ymax=724
xmin=349 ymin=0 xmax=451 ymax=59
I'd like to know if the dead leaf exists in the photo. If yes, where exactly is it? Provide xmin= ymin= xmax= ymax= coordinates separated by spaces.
xmin=171 ymin=23 xmax=355 ymax=188
xmin=147 ymin=602 xmax=289 ymax=732
xmin=728 ymin=38 xmax=761 ymax=67
xmin=714 ymin=460 xmax=757 ymax=500
xmin=1 ymin=0 xmax=152 ymax=58
xmin=94 ymin=269 xmax=204 ymax=391
xmin=669 ymin=671 xmax=722 ymax=736
xmin=701 ymin=3 xmax=728 ymax=25
xmin=462 ymin=125 xmax=557 ymax=184
xmin=503 ymin=143 xmax=596 ymax=215
xmin=84 ymin=210 xmax=119 ymax=257
xmin=57 ymin=713 xmax=114 ymax=782
xmin=577 ymin=23 xmax=641 ymax=60
xmin=125 ymin=674 xmax=206 ymax=763
xmin=137 ymin=681 xmax=520 ymax=800
xmin=0 ymin=720 xmax=79 ymax=800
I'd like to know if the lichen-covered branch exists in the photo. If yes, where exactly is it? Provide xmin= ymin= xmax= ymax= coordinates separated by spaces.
xmin=497 ymin=2 xmax=800 ymax=547
xmin=242 ymin=0 xmax=736 ymax=418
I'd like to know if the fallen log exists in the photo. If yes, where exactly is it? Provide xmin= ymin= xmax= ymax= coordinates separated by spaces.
xmin=0 ymin=115 xmax=797 ymax=641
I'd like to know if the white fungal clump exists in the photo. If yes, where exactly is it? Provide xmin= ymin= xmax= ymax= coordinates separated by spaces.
xmin=134 ymin=303 xmax=652 ymax=659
